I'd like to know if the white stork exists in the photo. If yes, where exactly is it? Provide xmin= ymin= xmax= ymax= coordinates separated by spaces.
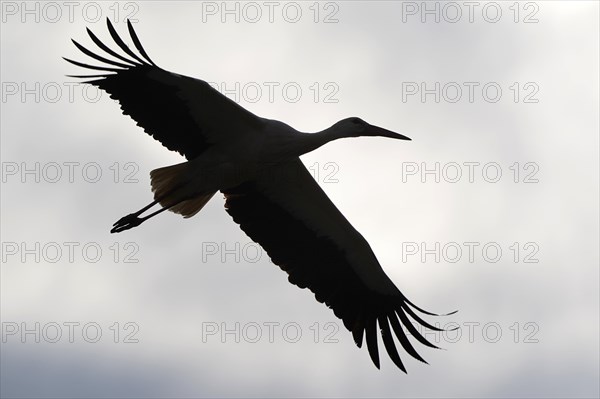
xmin=65 ymin=19 xmax=454 ymax=372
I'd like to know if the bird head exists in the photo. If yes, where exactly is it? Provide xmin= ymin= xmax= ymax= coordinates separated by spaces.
xmin=335 ymin=117 xmax=411 ymax=140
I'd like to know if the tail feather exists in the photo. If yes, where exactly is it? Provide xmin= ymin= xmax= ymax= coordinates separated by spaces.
xmin=170 ymin=193 xmax=215 ymax=218
xmin=150 ymin=162 xmax=188 ymax=200
xmin=150 ymin=163 xmax=215 ymax=218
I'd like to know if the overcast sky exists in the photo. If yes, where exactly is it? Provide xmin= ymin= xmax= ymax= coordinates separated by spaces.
xmin=1 ymin=1 xmax=599 ymax=398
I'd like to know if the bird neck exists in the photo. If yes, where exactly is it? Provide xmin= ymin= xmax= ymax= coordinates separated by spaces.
xmin=294 ymin=124 xmax=355 ymax=157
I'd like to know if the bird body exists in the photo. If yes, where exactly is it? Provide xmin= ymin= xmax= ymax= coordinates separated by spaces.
xmin=149 ymin=117 xmax=374 ymax=216
xmin=65 ymin=18 xmax=454 ymax=372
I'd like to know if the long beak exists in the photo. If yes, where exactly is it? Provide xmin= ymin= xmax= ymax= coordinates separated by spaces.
xmin=366 ymin=124 xmax=411 ymax=140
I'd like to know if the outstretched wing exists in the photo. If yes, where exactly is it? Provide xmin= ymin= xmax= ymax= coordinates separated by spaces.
xmin=64 ymin=18 xmax=264 ymax=160
xmin=223 ymin=159 xmax=451 ymax=371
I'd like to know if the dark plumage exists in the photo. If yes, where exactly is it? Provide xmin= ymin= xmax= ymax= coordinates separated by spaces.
xmin=65 ymin=18 xmax=455 ymax=371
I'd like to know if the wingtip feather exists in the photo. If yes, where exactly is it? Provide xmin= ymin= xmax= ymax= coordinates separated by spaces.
xmin=403 ymin=296 xmax=458 ymax=317
xmin=379 ymin=315 xmax=407 ymax=372
xmin=127 ymin=18 xmax=157 ymax=66
xmin=365 ymin=317 xmax=380 ymax=369
xmin=396 ymin=308 xmax=441 ymax=350
xmin=106 ymin=16 xmax=148 ymax=66
xmin=388 ymin=311 xmax=428 ymax=364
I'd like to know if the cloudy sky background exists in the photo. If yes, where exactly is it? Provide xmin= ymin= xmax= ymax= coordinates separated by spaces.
xmin=1 ymin=1 xmax=599 ymax=397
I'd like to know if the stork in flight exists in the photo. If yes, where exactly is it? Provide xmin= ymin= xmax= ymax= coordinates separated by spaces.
xmin=65 ymin=19 xmax=454 ymax=372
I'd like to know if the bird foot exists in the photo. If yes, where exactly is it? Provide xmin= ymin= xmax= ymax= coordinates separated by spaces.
xmin=111 ymin=213 xmax=144 ymax=233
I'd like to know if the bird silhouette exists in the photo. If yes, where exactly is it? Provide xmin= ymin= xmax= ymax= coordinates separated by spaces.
xmin=65 ymin=18 xmax=455 ymax=372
